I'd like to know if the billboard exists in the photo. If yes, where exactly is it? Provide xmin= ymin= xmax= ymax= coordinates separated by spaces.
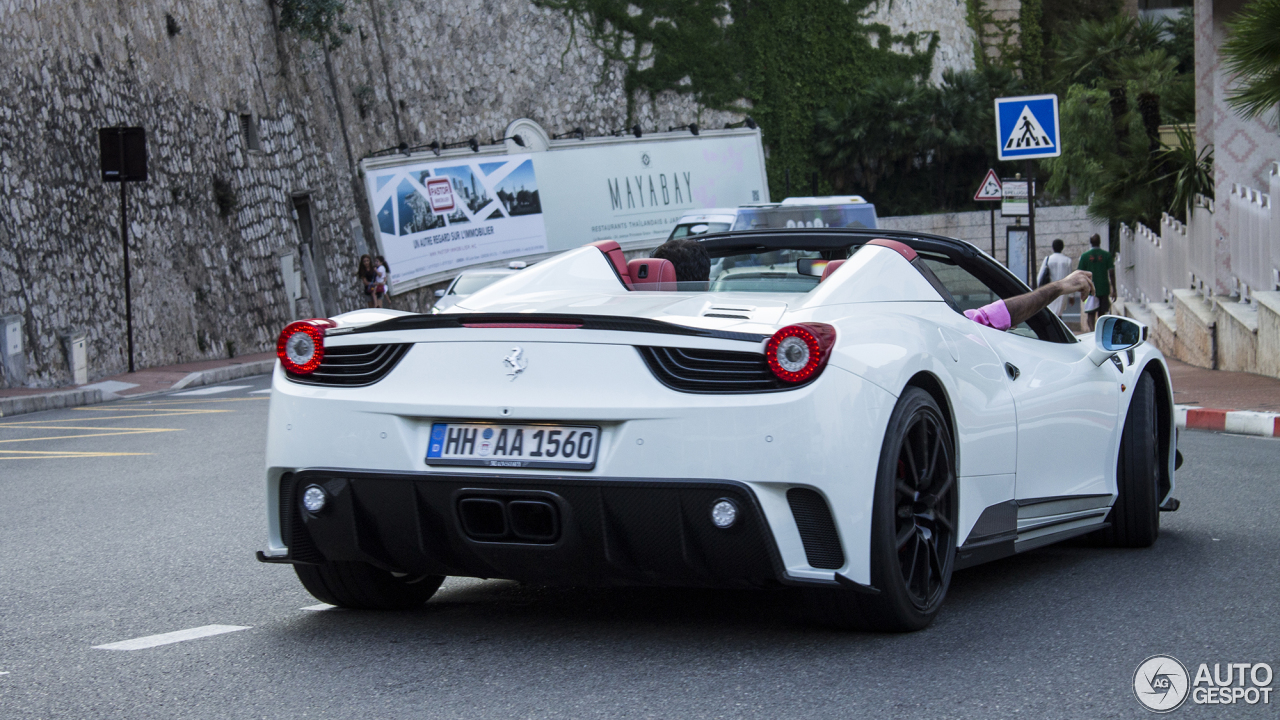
xmin=362 ymin=125 xmax=767 ymax=293
xmin=365 ymin=155 xmax=548 ymax=290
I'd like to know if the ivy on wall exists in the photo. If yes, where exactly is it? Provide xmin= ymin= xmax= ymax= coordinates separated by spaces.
xmin=536 ymin=0 xmax=937 ymax=201
xmin=533 ymin=0 xmax=740 ymax=123
xmin=275 ymin=0 xmax=353 ymax=50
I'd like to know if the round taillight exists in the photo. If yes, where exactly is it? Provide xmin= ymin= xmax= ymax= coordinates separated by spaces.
xmin=766 ymin=323 xmax=836 ymax=384
xmin=277 ymin=321 xmax=326 ymax=374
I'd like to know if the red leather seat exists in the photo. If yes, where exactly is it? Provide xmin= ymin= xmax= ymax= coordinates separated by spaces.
xmin=627 ymin=258 xmax=678 ymax=290
xmin=819 ymin=259 xmax=846 ymax=282
xmin=587 ymin=240 xmax=631 ymax=286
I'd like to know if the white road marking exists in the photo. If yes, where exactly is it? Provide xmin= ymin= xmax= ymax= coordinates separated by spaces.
xmin=249 ymin=389 xmax=272 ymax=395
xmin=0 ymin=671 xmax=9 ymax=675
xmin=172 ymin=386 xmax=251 ymax=397
xmin=93 ymin=624 xmax=251 ymax=650
xmin=301 ymin=603 xmax=338 ymax=611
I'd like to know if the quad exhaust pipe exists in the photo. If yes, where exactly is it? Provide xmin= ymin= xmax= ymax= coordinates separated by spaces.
xmin=458 ymin=496 xmax=560 ymax=543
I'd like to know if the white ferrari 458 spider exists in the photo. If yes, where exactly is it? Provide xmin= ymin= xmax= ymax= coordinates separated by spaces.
xmin=259 ymin=229 xmax=1179 ymax=631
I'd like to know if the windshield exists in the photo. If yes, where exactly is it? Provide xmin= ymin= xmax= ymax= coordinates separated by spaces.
xmin=449 ymin=273 xmax=510 ymax=295
xmin=698 ymin=248 xmax=847 ymax=294
xmin=669 ymin=222 xmax=732 ymax=240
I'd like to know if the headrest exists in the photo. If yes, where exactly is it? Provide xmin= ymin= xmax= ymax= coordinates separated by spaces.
xmin=627 ymin=258 xmax=678 ymax=290
xmin=819 ymin=259 xmax=846 ymax=282
xmin=586 ymin=239 xmax=630 ymax=285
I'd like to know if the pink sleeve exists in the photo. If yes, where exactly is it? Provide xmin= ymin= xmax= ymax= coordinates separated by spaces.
xmin=963 ymin=300 xmax=1012 ymax=331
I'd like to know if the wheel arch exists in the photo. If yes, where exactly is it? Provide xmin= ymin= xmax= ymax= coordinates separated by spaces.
xmin=1139 ymin=358 xmax=1175 ymax=503
xmin=904 ymin=370 xmax=958 ymax=463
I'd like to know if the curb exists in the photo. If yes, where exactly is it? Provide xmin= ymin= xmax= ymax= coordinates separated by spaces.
xmin=171 ymin=360 xmax=275 ymax=391
xmin=0 ymin=360 xmax=276 ymax=418
xmin=0 ymin=388 xmax=106 ymax=418
xmin=1176 ymin=405 xmax=1280 ymax=437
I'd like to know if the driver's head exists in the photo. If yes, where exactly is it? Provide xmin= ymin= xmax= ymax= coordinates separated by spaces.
xmin=652 ymin=238 xmax=710 ymax=282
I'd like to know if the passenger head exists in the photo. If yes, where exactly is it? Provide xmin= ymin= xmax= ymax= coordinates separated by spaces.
xmin=651 ymin=238 xmax=710 ymax=282
xmin=1090 ymin=233 xmax=1101 ymax=248
xmin=1052 ymin=239 xmax=1064 ymax=253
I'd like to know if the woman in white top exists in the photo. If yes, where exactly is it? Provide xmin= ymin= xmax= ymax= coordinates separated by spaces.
xmin=1038 ymin=239 xmax=1074 ymax=316
xmin=373 ymin=256 xmax=390 ymax=308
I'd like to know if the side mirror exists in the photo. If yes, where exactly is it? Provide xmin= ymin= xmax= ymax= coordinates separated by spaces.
xmin=434 ymin=288 xmax=446 ymax=298
xmin=1087 ymin=315 xmax=1147 ymax=366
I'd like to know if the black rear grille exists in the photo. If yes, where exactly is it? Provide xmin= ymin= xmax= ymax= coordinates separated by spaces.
xmin=787 ymin=488 xmax=845 ymax=569
xmin=279 ymin=474 xmax=324 ymax=563
xmin=286 ymin=343 xmax=410 ymax=387
xmin=637 ymin=346 xmax=789 ymax=393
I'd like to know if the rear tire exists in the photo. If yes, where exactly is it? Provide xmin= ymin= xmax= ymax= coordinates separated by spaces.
xmin=294 ymin=561 xmax=444 ymax=610
xmin=806 ymin=387 xmax=958 ymax=632
xmin=1096 ymin=371 xmax=1161 ymax=547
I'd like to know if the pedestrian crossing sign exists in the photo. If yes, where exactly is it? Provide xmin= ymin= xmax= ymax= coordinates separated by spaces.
xmin=995 ymin=94 xmax=1061 ymax=161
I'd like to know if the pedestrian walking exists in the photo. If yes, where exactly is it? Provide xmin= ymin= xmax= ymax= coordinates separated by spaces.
xmin=1036 ymin=239 xmax=1074 ymax=316
xmin=1077 ymin=233 xmax=1116 ymax=332
xmin=355 ymin=254 xmax=377 ymax=308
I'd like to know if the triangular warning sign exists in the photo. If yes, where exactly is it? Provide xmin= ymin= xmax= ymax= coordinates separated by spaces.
xmin=1004 ymin=105 xmax=1054 ymax=151
xmin=974 ymin=169 xmax=1002 ymax=201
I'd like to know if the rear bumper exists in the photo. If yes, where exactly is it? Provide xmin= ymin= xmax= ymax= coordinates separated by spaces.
xmin=272 ymin=469 xmax=791 ymax=589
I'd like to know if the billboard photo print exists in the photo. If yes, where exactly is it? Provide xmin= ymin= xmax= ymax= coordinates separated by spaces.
xmin=367 ymin=154 xmax=548 ymax=291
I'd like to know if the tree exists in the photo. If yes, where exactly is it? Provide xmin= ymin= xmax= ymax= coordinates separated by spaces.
xmin=1221 ymin=0 xmax=1280 ymax=121
xmin=1045 ymin=11 xmax=1198 ymax=226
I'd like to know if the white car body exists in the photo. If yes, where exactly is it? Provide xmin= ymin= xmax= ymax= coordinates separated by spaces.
xmin=262 ymin=229 xmax=1176 ymax=625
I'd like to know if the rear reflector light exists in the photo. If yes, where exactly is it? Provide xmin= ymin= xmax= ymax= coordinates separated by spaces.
xmin=765 ymin=323 xmax=836 ymax=384
xmin=276 ymin=320 xmax=328 ymax=374
xmin=461 ymin=322 xmax=583 ymax=329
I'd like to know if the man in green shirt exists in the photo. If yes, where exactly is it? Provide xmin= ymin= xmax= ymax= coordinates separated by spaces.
xmin=1077 ymin=233 xmax=1116 ymax=331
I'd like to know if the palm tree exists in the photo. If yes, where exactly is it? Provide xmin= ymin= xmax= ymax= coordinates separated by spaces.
xmin=1221 ymin=0 xmax=1280 ymax=120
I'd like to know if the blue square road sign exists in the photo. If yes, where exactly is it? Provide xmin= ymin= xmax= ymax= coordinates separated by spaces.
xmin=995 ymin=94 xmax=1060 ymax=161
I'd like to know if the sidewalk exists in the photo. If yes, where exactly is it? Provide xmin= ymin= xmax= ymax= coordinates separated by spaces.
xmin=0 ymin=352 xmax=275 ymax=417
xmin=1166 ymin=357 xmax=1280 ymax=437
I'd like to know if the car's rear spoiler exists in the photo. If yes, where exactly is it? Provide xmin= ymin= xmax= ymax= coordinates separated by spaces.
xmin=342 ymin=312 xmax=771 ymax=343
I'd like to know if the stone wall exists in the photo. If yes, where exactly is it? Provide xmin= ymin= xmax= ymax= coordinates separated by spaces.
xmin=879 ymin=205 xmax=1108 ymax=271
xmin=0 ymin=0 xmax=977 ymax=388
xmin=862 ymin=0 xmax=977 ymax=84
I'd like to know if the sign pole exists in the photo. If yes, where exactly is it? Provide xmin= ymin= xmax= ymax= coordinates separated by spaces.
xmin=121 ymin=175 xmax=134 ymax=373
xmin=973 ymin=168 xmax=1003 ymax=257
xmin=101 ymin=126 xmax=145 ymax=374
xmin=1025 ymin=159 xmax=1036 ymax=286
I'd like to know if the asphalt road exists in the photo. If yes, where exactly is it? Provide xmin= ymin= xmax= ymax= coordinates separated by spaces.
xmin=0 ymin=376 xmax=1276 ymax=719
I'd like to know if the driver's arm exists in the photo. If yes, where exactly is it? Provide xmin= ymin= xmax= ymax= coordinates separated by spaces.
xmin=965 ymin=271 xmax=1095 ymax=330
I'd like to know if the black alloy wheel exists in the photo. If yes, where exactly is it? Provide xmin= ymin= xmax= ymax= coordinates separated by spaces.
xmin=1094 ymin=370 xmax=1162 ymax=547
xmin=805 ymin=387 xmax=957 ymax=632
xmin=891 ymin=399 xmax=957 ymax=611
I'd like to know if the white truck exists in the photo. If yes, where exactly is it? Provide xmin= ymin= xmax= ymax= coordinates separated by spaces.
xmin=359 ymin=119 xmax=768 ymax=295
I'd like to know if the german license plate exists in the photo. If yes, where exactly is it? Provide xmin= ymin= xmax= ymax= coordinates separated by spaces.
xmin=426 ymin=422 xmax=599 ymax=470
